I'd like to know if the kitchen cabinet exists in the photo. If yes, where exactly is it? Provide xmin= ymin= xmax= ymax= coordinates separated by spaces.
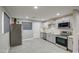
xmin=52 ymin=34 xmax=56 ymax=44
xmin=68 ymin=36 xmax=73 ymax=51
xmin=40 ymin=32 xmax=47 ymax=40
xmin=43 ymin=33 xmax=47 ymax=40
xmin=40 ymin=32 xmax=44 ymax=39
xmin=47 ymin=33 xmax=52 ymax=42
xmin=47 ymin=33 xmax=56 ymax=44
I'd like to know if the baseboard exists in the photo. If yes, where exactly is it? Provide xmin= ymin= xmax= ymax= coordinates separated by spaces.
xmin=6 ymin=47 xmax=10 ymax=53
xmin=22 ymin=38 xmax=34 ymax=41
xmin=0 ymin=47 xmax=10 ymax=53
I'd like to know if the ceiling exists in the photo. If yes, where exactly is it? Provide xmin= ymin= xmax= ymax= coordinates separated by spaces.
xmin=4 ymin=6 xmax=79 ymax=21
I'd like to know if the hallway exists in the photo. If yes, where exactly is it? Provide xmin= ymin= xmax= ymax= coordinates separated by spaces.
xmin=9 ymin=38 xmax=70 ymax=53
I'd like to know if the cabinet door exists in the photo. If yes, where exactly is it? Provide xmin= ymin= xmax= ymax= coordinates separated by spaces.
xmin=47 ymin=34 xmax=52 ymax=42
xmin=43 ymin=33 xmax=46 ymax=40
xmin=47 ymin=33 xmax=50 ymax=41
xmin=40 ymin=33 xmax=43 ymax=38
xmin=49 ymin=34 xmax=53 ymax=42
xmin=52 ymin=35 xmax=56 ymax=44
xmin=68 ymin=38 xmax=73 ymax=51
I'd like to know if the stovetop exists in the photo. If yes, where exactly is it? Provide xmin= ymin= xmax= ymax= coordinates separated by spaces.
xmin=60 ymin=31 xmax=72 ymax=36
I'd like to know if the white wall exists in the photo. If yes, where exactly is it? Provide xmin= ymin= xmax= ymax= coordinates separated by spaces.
xmin=0 ymin=32 xmax=9 ymax=52
xmin=22 ymin=30 xmax=33 ymax=40
xmin=0 ymin=7 xmax=10 ymax=52
xmin=0 ymin=7 xmax=2 ymax=33
xmin=16 ymin=19 xmax=33 ymax=41
xmin=17 ymin=19 xmax=42 ymax=39
xmin=12 ymin=19 xmax=42 ymax=40
xmin=33 ymin=22 xmax=41 ymax=38
xmin=73 ymin=10 xmax=79 ymax=53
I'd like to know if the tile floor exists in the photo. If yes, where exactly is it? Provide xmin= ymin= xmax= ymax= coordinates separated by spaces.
xmin=9 ymin=38 xmax=70 ymax=53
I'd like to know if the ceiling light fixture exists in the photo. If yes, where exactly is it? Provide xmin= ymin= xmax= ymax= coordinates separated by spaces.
xmin=34 ymin=6 xmax=38 ymax=9
xmin=56 ymin=13 xmax=60 ymax=16
xmin=41 ymin=19 xmax=45 ymax=21
xmin=26 ymin=16 xmax=29 ymax=19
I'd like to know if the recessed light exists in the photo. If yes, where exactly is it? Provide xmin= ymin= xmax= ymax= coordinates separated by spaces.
xmin=26 ymin=16 xmax=29 ymax=19
xmin=41 ymin=19 xmax=45 ymax=20
xmin=41 ymin=19 xmax=45 ymax=21
xmin=56 ymin=13 xmax=60 ymax=16
xmin=34 ymin=6 xmax=38 ymax=9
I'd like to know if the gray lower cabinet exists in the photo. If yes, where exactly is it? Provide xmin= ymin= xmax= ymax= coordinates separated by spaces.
xmin=40 ymin=32 xmax=44 ymax=39
xmin=40 ymin=32 xmax=47 ymax=40
xmin=10 ymin=24 xmax=22 ymax=46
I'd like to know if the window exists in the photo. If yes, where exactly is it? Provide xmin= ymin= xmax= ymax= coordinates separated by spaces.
xmin=22 ymin=22 xmax=32 ymax=30
xmin=2 ymin=12 xmax=10 ymax=33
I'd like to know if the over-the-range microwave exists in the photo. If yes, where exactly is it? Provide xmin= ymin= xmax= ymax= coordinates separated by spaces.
xmin=58 ymin=22 xmax=70 ymax=28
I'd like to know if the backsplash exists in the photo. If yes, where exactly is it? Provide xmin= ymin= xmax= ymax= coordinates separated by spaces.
xmin=41 ymin=15 xmax=73 ymax=35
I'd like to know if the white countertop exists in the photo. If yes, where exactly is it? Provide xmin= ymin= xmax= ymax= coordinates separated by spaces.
xmin=68 ymin=35 xmax=73 ymax=40
xmin=41 ymin=32 xmax=60 ymax=35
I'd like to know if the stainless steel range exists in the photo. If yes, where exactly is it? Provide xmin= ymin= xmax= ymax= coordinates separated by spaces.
xmin=56 ymin=31 xmax=72 ymax=49
xmin=56 ymin=36 xmax=68 ymax=47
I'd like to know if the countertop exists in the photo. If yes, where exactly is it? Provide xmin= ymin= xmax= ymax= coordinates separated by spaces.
xmin=41 ymin=32 xmax=61 ymax=36
xmin=41 ymin=32 xmax=73 ymax=38
xmin=68 ymin=35 xmax=73 ymax=39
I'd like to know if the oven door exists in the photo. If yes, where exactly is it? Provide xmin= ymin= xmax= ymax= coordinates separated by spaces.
xmin=56 ymin=37 xmax=68 ymax=47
